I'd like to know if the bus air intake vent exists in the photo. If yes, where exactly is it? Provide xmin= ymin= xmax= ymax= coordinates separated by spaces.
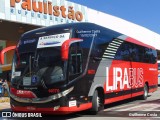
xmin=102 ymin=39 xmax=123 ymax=59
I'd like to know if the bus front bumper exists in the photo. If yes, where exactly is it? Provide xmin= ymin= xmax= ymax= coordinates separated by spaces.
xmin=11 ymin=103 xmax=92 ymax=115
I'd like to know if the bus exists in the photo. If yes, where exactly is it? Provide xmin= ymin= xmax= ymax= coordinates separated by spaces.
xmin=1 ymin=23 xmax=158 ymax=114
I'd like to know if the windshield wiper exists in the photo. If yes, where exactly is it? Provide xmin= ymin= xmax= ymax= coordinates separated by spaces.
xmin=17 ymin=54 xmax=32 ymax=89
xmin=33 ymin=54 xmax=39 ymax=69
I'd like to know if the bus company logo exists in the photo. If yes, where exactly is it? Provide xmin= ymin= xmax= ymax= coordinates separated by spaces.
xmin=17 ymin=90 xmax=24 ymax=94
xmin=24 ymin=39 xmax=36 ymax=45
xmin=10 ymin=0 xmax=84 ymax=22
xmin=16 ymin=90 xmax=32 ymax=95
xmin=106 ymin=67 xmax=144 ymax=91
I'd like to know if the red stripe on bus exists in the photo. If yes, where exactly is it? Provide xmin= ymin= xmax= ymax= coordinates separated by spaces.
xmin=105 ymin=94 xmax=131 ymax=104
xmin=126 ymin=37 xmax=155 ymax=49
xmin=131 ymin=91 xmax=143 ymax=97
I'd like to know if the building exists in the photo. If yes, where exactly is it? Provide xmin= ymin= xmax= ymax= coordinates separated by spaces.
xmin=0 ymin=0 xmax=160 ymax=79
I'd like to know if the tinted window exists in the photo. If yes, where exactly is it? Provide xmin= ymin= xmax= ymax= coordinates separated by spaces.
xmin=114 ymin=41 xmax=157 ymax=64
xmin=144 ymin=48 xmax=157 ymax=63
xmin=69 ymin=42 xmax=83 ymax=80
xmin=114 ymin=42 xmax=131 ymax=61
xmin=93 ymin=34 xmax=112 ymax=58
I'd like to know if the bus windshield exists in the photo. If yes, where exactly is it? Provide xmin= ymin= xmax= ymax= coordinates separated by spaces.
xmin=12 ymin=47 xmax=65 ymax=87
xmin=11 ymin=32 xmax=71 ymax=87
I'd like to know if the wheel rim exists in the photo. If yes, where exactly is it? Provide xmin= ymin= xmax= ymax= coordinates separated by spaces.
xmin=96 ymin=96 xmax=100 ymax=108
xmin=144 ymin=85 xmax=148 ymax=97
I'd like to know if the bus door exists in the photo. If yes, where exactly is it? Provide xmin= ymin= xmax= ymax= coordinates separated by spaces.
xmin=129 ymin=44 xmax=147 ymax=97
xmin=115 ymin=42 xmax=132 ymax=100
xmin=67 ymin=41 xmax=84 ymax=97
xmin=68 ymin=42 xmax=83 ymax=80
xmin=105 ymin=40 xmax=132 ymax=102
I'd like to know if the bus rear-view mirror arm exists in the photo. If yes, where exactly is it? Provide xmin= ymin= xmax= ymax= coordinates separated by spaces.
xmin=0 ymin=46 xmax=16 ymax=65
xmin=61 ymin=38 xmax=83 ymax=61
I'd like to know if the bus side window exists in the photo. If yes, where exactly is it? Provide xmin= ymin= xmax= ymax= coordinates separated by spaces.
xmin=69 ymin=43 xmax=83 ymax=77
xmin=129 ymin=44 xmax=139 ymax=62
xmin=144 ymin=48 xmax=157 ymax=64
xmin=115 ymin=42 xmax=131 ymax=61
xmin=137 ymin=46 xmax=145 ymax=62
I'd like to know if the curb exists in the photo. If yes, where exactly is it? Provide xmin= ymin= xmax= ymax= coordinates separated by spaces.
xmin=0 ymin=98 xmax=10 ymax=103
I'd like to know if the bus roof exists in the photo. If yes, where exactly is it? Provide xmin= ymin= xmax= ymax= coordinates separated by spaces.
xmin=22 ymin=22 xmax=121 ymax=38
xmin=21 ymin=22 xmax=155 ymax=49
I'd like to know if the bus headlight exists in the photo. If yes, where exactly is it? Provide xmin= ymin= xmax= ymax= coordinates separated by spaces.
xmin=51 ymin=86 xmax=74 ymax=100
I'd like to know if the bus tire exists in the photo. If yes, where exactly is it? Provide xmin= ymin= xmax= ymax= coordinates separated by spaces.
xmin=140 ymin=84 xmax=148 ymax=100
xmin=90 ymin=90 xmax=100 ymax=114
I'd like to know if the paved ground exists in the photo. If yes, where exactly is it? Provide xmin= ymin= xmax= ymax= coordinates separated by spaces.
xmin=0 ymin=102 xmax=10 ymax=111
xmin=0 ymin=97 xmax=10 ymax=113
xmin=0 ymin=87 xmax=160 ymax=120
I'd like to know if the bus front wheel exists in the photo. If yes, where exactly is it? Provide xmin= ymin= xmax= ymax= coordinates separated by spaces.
xmin=140 ymin=84 xmax=148 ymax=100
xmin=90 ymin=90 xmax=100 ymax=114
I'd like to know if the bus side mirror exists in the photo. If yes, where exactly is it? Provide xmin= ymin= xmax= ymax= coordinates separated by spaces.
xmin=61 ymin=38 xmax=83 ymax=61
xmin=0 ymin=46 xmax=16 ymax=64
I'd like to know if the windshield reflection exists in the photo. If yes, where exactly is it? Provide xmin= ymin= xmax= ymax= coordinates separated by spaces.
xmin=12 ymin=47 xmax=65 ymax=87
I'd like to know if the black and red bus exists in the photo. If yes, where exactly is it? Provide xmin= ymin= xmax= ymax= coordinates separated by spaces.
xmin=1 ymin=23 xmax=157 ymax=114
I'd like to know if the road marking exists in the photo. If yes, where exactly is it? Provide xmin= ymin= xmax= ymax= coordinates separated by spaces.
xmin=104 ymin=103 xmax=160 ymax=112
xmin=115 ymin=104 xmax=147 ymax=111
xmin=104 ymin=103 xmax=139 ymax=111
xmin=143 ymin=104 xmax=160 ymax=111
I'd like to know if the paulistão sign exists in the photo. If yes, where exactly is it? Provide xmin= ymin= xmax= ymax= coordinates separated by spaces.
xmin=10 ymin=0 xmax=84 ymax=21
xmin=0 ymin=0 xmax=88 ymax=26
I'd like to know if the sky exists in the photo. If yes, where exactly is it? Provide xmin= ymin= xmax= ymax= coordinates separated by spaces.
xmin=67 ymin=0 xmax=160 ymax=34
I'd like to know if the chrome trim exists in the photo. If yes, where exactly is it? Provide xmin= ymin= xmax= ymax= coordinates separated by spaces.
xmin=108 ymin=45 xmax=119 ymax=49
xmin=106 ymin=47 xmax=117 ymax=51
xmin=104 ymin=52 xmax=115 ymax=56
xmin=105 ymin=50 xmax=116 ymax=53
xmin=10 ymin=87 xmax=74 ymax=103
xmin=112 ymin=41 xmax=122 ymax=44
xmin=102 ymin=55 xmax=114 ymax=58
